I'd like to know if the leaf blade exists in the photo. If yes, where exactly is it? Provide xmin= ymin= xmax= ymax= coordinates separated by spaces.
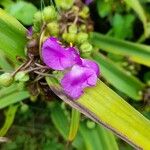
xmin=0 ymin=105 xmax=18 ymax=136
xmin=0 ymin=9 xmax=27 ymax=63
xmin=92 ymin=52 xmax=144 ymax=100
xmin=46 ymin=77 xmax=150 ymax=150
xmin=0 ymin=91 xmax=29 ymax=109
xmin=90 ymin=32 xmax=150 ymax=66
xmin=68 ymin=109 xmax=80 ymax=141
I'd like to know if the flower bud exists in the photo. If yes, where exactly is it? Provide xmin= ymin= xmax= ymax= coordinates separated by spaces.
xmin=76 ymin=32 xmax=88 ymax=44
xmin=33 ymin=11 xmax=42 ymax=32
xmin=15 ymin=71 xmax=29 ymax=82
xmin=86 ymin=120 xmax=96 ymax=129
xmin=62 ymin=32 xmax=76 ymax=43
xmin=55 ymin=0 xmax=74 ymax=10
xmin=33 ymin=11 xmax=42 ymax=22
xmin=43 ymin=6 xmax=57 ymax=23
xmin=80 ymin=24 xmax=86 ymax=32
xmin=0 ymin=73 xmax=13 ymax=87
xmin=72 ymin=6 xmax=79 ymax=13
xmin=20 ymin=104 xmax=29 ymax=113
xmin=47 ymin=22 xmax=59 ymax=36
xmin=68 ymin=24 xmax=77 ymax=34
xmin=80 ymin=42 xmax=93 ymax=57
xmin=79 ymin=6 xmax=89 ymax=19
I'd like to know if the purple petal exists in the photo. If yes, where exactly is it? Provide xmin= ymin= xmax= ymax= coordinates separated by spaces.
xmin=81 ymin=59 xmax=100 ymax=76
xmin=42 ymin=37 xmax=81 ymax=70
xmin=85 ymin=0 xmax=93 ymax=5
xmin=61 ymin=65 xmax=97 ymax=99
xmin=27 ymin=27 xmax=32 ymax=37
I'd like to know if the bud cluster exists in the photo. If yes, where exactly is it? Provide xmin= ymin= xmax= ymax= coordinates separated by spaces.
xmin=0 ymin=71 xmax=29 ymax=87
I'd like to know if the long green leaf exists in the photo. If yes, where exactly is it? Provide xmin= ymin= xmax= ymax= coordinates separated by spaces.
xmin=0 ymin=9 xmax=27 ymax=63
xmin=92 ymin=52 xmax=144 ymax=100
xmin=68 ymin=109 xmax=80 ymax=141
xmin=50 ymin=102 xmax=86 ymax=150
xmin=0 ymin=52 xmax=13 ymax=72
xmin=50 ymin=101 xmax=117 ymax=149
xmin=0 ymin=91 xmax=29 ymax=109
xmin=124 ymin=0 xmax=147 ymax=37
xmin=0 ymin=84 xmax=18 ymax=98
xmin=0 ymin=105 xmax=18 ymax=136
xmin=50 ymin=102 xmax=69 ymax=139
xmin=79 ymin=123 xmax=104 ymax=150
xmin=97 ymin=125 xmax=118 ymax=150
xmin=90 ymin=32 xmax=150 ymax=66
xmin=46 ymin=77 xmax=150 ymax=150
xmin=79 ymin=122 xmax=119 ymax=150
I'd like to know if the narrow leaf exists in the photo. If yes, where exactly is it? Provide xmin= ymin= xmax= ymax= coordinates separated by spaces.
xmin=0 ymin=91 xmax=29 ymax=109
xmin=90 ymin=32 xmax=150 ymax=66
xmin=68 ymin=109 xmax=80 ymax=141
xmin=124 ymin=0 xmax=147 ymax=37
xmin=0 ymin=83 xmax=24 ymax=98
xmin=0 ymin=105 xmax=18 ymax=136
xmin=0 ymin=52 xmax=13 ymax=71
xmin=50 ymin=102 xmax=86 ymax=150
xmin=46 ymin=77 xmax=150 ymax=150
xmin=92 ymin=52 xmax=144 ymax=100
xmin=79 ymin=123 xmax=118 ymax=150
xmin=0 ymin=9 xmax=27 ymax=63
xmin=97 ymin=125 xmax=119 ymax=150
xmin=50 ymin=102 xmax=69 ymax=139
xmin=79 ymin=123 xmax=104 ymax=150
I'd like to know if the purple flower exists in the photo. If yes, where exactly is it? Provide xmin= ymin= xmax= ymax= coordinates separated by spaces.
xmin=42 ymin=37 xmax=100 ymax=100
xmin=61 ymin=59 xmax=99 ymax=99
xmin=85 ymin=0 xmax=93 ymax=5
xmin=42 ymin=37 xmax=81 ymax=70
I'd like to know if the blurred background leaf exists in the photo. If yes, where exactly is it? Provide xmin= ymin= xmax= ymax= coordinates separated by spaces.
xmin=0 ymin=9 xmax=27 ymax=63
xmin=6 ymin=1 xmax=37 ymax=25
xmin=92 ymin=52 xmax=144 ymax=100
xmin=90 ymin=32 xmax=150 ymax=66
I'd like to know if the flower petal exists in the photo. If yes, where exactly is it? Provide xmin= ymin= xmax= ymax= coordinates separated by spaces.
xmin=81 ymin=59 xmax=100 ymax=76
xmin=85 ymin=0 xmax=93 ymax=5
xmin=27 ymin=27 xmax=32 ymax=37
xmin=42 ymin=37 xmax=81 ymax=70
xmin=61 ymin=65 xmax=97 ymax=99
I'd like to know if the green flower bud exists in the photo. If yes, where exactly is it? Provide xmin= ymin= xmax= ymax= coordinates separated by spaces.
xmin=72 ymin=6 xmax=79 ymax=13
xmin=80 ymin=24 xmax=86 ymax=32
xmin=33 ymin=11 xmax=43 ymax=32
xmin=43 ymin=6 xmax=57 ymax=23
xmin=55 ymin=0 xmax=74 ymax=10
xmin=80 ymin=42 xmax=93 ymax=57
xmin=33 ymin=11 xmax=42 ymax=23
xmin=47 ymin=22 xmax=59 ymax=36
xmin=68 ymin=24 xmax=77 ymax=34
xmin=62 ymin=32 xmax=76 ymax=43
xmin=0 ymin=73 xmax=13 ymax=87
xmin=76 ymin=32 xmax=88 ymax=44
xmin=86 ymin=120 xmax=96 ymax=129
xmin=20 ymin=104 xmax=29 ymax=113
xmin=15 ymin=71 xmax=29 ymax=82
xmin=30 ymin=95 xmax=37 ymax=102
xmin=79 ymin=6 xmax=89 ymax=19
xmin=80 ymin=42 xmax=93 ymax=53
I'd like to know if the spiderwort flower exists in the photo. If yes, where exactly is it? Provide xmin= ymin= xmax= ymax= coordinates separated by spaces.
xmin=42 ymin=37 xmax=81 ymax=70
xmin=42 ymin=37 xmax=100 ymax=100
xmin=61 ymin=59 xmax=99 ymax=99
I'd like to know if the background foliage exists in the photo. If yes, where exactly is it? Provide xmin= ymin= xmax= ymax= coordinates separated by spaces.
xmin=0 ymin=0 xmax=150 ymax=149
